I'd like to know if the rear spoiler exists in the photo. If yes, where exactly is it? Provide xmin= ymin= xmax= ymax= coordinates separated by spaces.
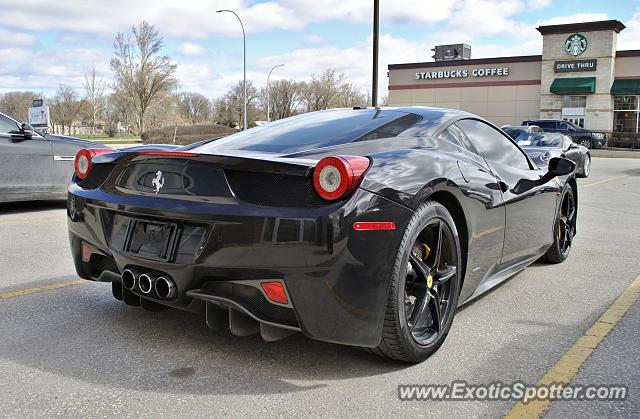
xmin=92 ymin=150 xmax=318 ymax=177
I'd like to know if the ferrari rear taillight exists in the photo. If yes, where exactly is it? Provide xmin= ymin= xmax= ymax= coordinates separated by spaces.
xmin=313 ymin=155 xmax=370 ymax=201
xmin=74 ymin=148 xmax=113 ymax=180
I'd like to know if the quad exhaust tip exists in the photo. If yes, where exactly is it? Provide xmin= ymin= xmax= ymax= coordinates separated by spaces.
xmin=122 ymin=268 xmax=139 ymax=291
xmin=138 ymin=273 xmax=156 ymax=294
xmin=155 ymin=276 xmax=177 ymax=300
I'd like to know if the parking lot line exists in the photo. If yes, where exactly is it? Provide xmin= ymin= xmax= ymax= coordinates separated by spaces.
xmin=504 ymin=274 xmax=640 ymax=419
xmin=0 ymin=216 xmax=65 ymax=226
xmin=579 ymin=172 xmax=637 ymax=189
xmin=0 ymin=279 xmax=87 ymax=300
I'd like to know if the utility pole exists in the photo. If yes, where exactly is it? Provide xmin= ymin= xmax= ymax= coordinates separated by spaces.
xmin=372 ymin=0 xmax=379 ymax=107
xmin=217 ymin=9 xmax=247 ymax=130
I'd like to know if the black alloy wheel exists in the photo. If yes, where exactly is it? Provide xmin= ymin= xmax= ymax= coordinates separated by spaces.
xmin=557 ymin=188 xmax=576 ymax=257
xmin=405 ymin=220 xmax=458 ymax=346
xmin=543 ymin=186 xmax=576 ymax=263
xmin=367 ymin=201 xmax=461 ymax=363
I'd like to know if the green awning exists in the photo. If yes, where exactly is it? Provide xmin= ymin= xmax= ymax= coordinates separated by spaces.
xmin=550 ymin=77 xmax=596 ymax=94
xmin=611 ymin=79 xmax=640 ymax=95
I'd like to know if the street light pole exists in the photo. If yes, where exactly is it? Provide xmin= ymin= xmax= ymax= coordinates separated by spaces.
xmin=372 ymin=0 xmax=379 ymax=107
xmin=267 ymin=64 xmax=284 ymax=122
xmin=217 ymin=9 xmax=247 ymax=130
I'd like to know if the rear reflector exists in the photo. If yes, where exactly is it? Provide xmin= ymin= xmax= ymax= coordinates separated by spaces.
xmin=137 ymin=151 xmax=199 ymax=157
xmin=260 ymin=281 xmax=289 ymax=305
xmin=81 ymin=241 xmax=93 ymax=262
xmin=353 ymin=221 xmax=396 ymax=231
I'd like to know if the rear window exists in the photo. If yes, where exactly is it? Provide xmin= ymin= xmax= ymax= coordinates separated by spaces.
xmin=193 ymin=109 xmax=423 ymax=155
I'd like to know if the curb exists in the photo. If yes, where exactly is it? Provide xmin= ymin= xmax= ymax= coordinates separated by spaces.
xmin=591 ymin=149 xmax=640 ymax=159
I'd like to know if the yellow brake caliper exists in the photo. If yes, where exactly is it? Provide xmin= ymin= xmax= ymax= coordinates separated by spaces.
xmin=421 ymin=243 xmax=433 ymax=289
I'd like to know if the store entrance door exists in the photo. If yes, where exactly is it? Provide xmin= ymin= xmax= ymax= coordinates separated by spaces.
xmin=562 ymin=96 xmax=586 ymax=128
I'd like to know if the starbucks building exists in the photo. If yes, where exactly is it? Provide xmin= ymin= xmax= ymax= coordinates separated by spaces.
xmin=388 ymin=20 xmax=640 ymax=136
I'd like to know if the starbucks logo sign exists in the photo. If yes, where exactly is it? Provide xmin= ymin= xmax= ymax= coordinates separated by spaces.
xmin=565 ymin=34 xmax=587 ymax=56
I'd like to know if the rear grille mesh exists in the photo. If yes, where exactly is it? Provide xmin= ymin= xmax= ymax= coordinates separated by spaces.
xmin=203 ymin=281 xmax=299 ymax=327
xmin=225 ymin=170 xmax=328 ymax=208
xmin=78 ymin=163 xmax=115 ymax=189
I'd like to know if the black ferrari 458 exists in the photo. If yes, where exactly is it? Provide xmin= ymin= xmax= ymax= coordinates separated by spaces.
xmin=68 ymin=107 xmax=577 ymax=362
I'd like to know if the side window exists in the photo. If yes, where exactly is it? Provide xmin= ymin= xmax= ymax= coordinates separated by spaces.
xmin=537 ymin=121 xmax=556 ymax=130
xmin=439 ymin=126 xmax=463 ymax=148
xmin=559 ymin=122 xmax=570 ymax=130
xmin=455 ymin=119 xmax=531 ymax=170
xmin=442 ymin=123 xmax=477 ymax=152
xmin=355 ymin=113 xmax=423 ymax=141
xmin=0 ymin=114 xmax=20 ymax=134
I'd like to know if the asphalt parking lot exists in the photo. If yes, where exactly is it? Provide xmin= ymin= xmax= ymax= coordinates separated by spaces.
xmin=1 ymin=157 xmax=639 ymax=418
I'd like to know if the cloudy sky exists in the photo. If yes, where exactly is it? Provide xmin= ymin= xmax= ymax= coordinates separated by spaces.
xmin=0 ymin=0 xmax=638 ymax=100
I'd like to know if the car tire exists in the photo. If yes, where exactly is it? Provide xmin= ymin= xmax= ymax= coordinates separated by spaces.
xmin=365 ymin=201 xmax=461 ymax=363
xmin=542 ymin=186 xmax=576 ymax=264
xmin=577 ymin=154 xmax=591 ymax=178
xmin=578 ymin=137 xmax=592 ymax=149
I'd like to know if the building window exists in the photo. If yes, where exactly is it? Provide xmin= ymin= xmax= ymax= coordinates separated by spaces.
xmin=562 ymin=96 xmax=587 ymax=108
xmin=561 ymin=95 xmax=586 ymax=128
xmin=614 ymin=96 xmax=639 ymax=133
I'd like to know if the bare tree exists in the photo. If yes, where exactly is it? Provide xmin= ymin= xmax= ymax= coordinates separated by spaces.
xmin=177 ymin=92 xmax=212 ymax=125
xmin=83 ymin=66 xmax=106 ymax=134
xmin=300 ymin=69 xmax=344 ymax=112
xmin=0 ymin=91 xmax=41 ymax=121
xmin=336 ymin=82 xmax=367 ymax=108
xmin=212 ymin=97 xmax=237 ymax=127
xmin=110 ymin=20 xmax=177 ymax=135
xmin=260 ymin=79 xmax=303 ymax=121
xmin=225 ymin=80 xmax=259 ymax=128
xmin=145 ymin=94 xmax=178 ymax=130
xmin=50 ymin=85 xmax=84 ymax=134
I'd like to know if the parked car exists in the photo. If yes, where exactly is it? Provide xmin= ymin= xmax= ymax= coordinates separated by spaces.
xmin=0 ymin=111 xmax=180 ymax=203
xmin=501 ymin=125 xmax=543 ymax=140
xmin=68 ymin=106 xmax=578 ymax=363
xmin=521 ymin=119 xmax=606 ymax=149
xmin=516 ymin=132 xmax=591 ymax=178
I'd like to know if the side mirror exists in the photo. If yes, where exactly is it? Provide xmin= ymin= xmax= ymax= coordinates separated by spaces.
xmin=568 ymin=143 xmax=578 ymax=149
xmin=21 ymin=123 xmax=35 ymax=139
xmin=512 ymin=157 xmax=576 ymax=195
xmin=547 ymin=157 xmax=576 ymax=177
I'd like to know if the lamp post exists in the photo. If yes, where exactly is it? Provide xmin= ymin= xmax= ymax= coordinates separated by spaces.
xmin=217 ymin=9 xmax=247 ymax=130
xmin=266 ymin=63 xmax=284 ymax=122
xmin=372 ymin=0 xmax=379 ymax=107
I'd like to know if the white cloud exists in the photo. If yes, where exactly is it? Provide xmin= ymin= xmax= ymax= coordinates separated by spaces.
xmin=437 ymin=0 xmax=537 ymax=42
xmin=0 ymin=29 xmax=37 ymax=47
xmin=471 ymin=38 xmax=542 ymax=58
xmin=0 ymin=46 xmax=110 ymax=95
xmin=176 ymin=42 xmax=208 ymax=57
xmin=536 ymin=13 xmax=609 ymax=27
xmin=0 ymin=0 xmax=460 ymax=38
xmin=618 ymin=11 xmax=640 ymax=50
xmin=304 ymin=35 xmax=324 ymax=45
xmin=527 ymin=0 xmax=551 ymax=9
